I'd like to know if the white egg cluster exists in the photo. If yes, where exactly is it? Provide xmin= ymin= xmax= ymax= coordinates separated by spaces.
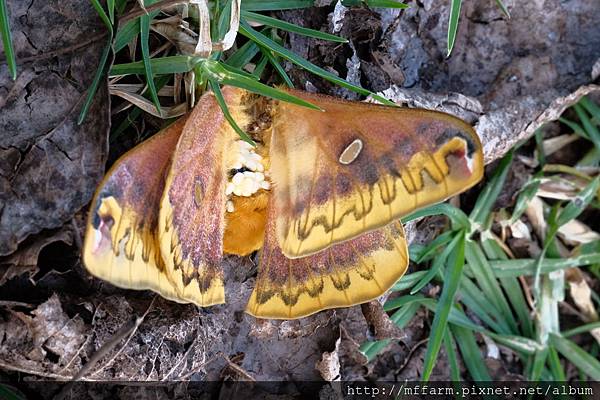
xmin=225 ymin=140 xmax=270 ymax=213
xmin=231 ymin=140 xmax=264 ymax=172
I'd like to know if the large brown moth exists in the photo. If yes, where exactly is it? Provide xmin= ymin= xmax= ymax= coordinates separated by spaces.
xmin=83 ymin=87 xmax=484 ymax=319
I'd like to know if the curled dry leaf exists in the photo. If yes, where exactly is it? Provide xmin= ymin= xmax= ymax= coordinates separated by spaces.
xmin=525 ymin=196 xmax=547 ymax=241
xmin=0 ymin=228 xmax=73 ymax=285
xmin=316 ymin=337 xmax=341 ymax=381
xmin=557 ymin=219 xmax=600 ymax=246
xmin=542 ymin=134 xmax=580 ymax=157
xmin=566 ymin=270 xmax=600 ymax=345
xmin=537 ymin=177 xmax=587 ymax=201
xmin=0 ymin=0 xmax=110 ymax=256
xmin=509 ymin=219 xmax=532 ymax=241
xmin=0 ymin=294 xmax=86 ymax=377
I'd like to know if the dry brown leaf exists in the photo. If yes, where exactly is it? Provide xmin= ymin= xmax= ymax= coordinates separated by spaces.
xmin=110 ymin=89 xmax=188 ymax=118
xmin=557 ymin=219 xmax=600 ymax=246
xmin=525 ymin=196 xmax=547 ymax=241
xmin=542 ymin=133 xmax=580 ymax=156
xmin=510 ymin=219 xmax=532 ymax=241
xmin=566 ymin=270 xmax=600 ymax=345
xmin=537 ymin=177 xmax=585 ymax=201
xmin=0 ymin=228 xmax=73 ymax=285
xmin=0 ymin=0 xmax=110 ymax=256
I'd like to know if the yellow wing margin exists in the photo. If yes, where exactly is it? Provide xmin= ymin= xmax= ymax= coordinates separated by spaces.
xmin=82 ymin=118 xmax=186 ymax=303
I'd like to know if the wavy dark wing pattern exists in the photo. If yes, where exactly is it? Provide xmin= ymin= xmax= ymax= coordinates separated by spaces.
xmin=269 ymin=90 xmax=483 ymax=259
xmin=83 ymin=117 xmax=186 ymax=302
xmin=246 ymin=196 xmax=409 ymax=319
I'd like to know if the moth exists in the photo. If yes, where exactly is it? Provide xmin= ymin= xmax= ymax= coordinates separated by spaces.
xmin=83 ymin=87 xmax=483 ymax=319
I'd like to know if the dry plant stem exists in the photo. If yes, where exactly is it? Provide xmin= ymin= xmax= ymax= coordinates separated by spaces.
xmin=87 ymin=297 xmax=156 ymax=378
xmin=121 ymin=0 xmax=190 ymax=25
xmin=222 ymin=354 xmax=256 ymax=381
xmin=191 ymin=0 xmax=212 ymax=57
xmin=0 ymin=360 xmax=71 ymax=380
xmin=0 ymin=300 xmax=34 ymax=308
xmin=57 ymin=335 xmax=91 ymax=375
xmin=176 ymin=354 xmax=220 ymax=380
xmin=394 ymin=338 xmax=429 ymax=377
xmin=161 ymin=338 xmax=201 ymax=380
xmin=519 ymin=275 xmax=536 ymax=311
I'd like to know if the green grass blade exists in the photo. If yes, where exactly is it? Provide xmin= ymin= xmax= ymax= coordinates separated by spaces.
xmin=490 ymin=252 xmax=600 ymax=278
xmin=480 ymin=237 xmax=534 ymax=337
xmin=574 ymin=103 xmax=600 ymax=150
xmin=217 ymin=61 xmax=260 ymax=80
xmin=359 ymin=339 xmax=391 ymax=362
xmin=242 ymin=11 xmax=348 ymax=43
xmin=511 ymin=178 xmax=541 ymax=223
xmin=559 ymin=117 xmax=589 ymax=140
xmin=460 ymin=277 xmax=509 ymax=333
xmin=209 ymin=80 xmax=255 ymax=145
xmin=486 ymin=332 xmax=540 ymax=355
xmin=390 ymin=271 xmax=428 ymax=292
xmin=494 ymin=0 xmax=510 ymax=18
xmin=548 ymin=347 xmax=566 ymax=381
xmin=384 ymin=294 xmax=427 ymax=311
xmin=451 ymin=323 xmax=492 ymax=381
xmin=107 ymin=0 xmax=115 ymax=23
xmin=580 ymin=96 xmax=600 ymax=123
xmin=562 ymin=321 xmax=600 ymax=338
xmin=252 ymin=55 xmax=269 ymax=78
xmin=0 ymin=384 xmax=25 ymax=400
xmin=238 ymin=22 xmax=394 ymax=105
xmin=140 ymin=13 xmax=161 ymax=113
xmin=555 ymin=176 xmax=600 ymax=227
xmin=226 ymin=38 xmax=260 ymax=69
xmin=261 ymin=46 xmax=294 ymax=87
xmin=535 ymin=128 xmax=546 ymax=166
xmin=470 ymin=150 xmax=514 ymax=227
xmin=413 ymin=230 xmax=455 ymax=263
xmin=465 ymin=240 xmax=519 ymax=333
xmin=201 ymin=60 xmax=319 ymax=110
xmin=78 ymin=38 xmax=112 ymax=124
xmin=443 ymin=329 xmax=461 ymax=381
xmin=361 ymin=301 xmax=421 ymax=361
xmin=114 ymin=9 xmax=161 ymax=52
xmin=0 ymin=0 xmax=16 ymax=80
xmin=550 ymin=334 xmax=600 ymax=381
xmin=433 ymin=303 xmax=486 ymax=333
xmin=446 ymin=0 xmax=462 ymax=57
xmin=111 ymin=55 xmax=204 ymax=75
xmin=115 ymin=0 xmax=127 ymax=14
xmin=390 ymin=301 xmax=422 ymax=326
xmin=89 ymin=0 xmax=113 ymax=33
xmin=411 ymin=232 xmax=462 ymax=294
xmin=241 ymin=0 xmax=314 ymax=11
xmin=402 ymin=203 xmax=470 ymax=230
xmin=421 ymin=229 xmax=466 ymax=381
xmin=528 ymin=348 xmax=548 ymax=381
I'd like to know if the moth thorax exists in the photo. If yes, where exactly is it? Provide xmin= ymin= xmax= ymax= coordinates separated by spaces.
xmin=224 ymin=140 xmax=271 ymax=213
